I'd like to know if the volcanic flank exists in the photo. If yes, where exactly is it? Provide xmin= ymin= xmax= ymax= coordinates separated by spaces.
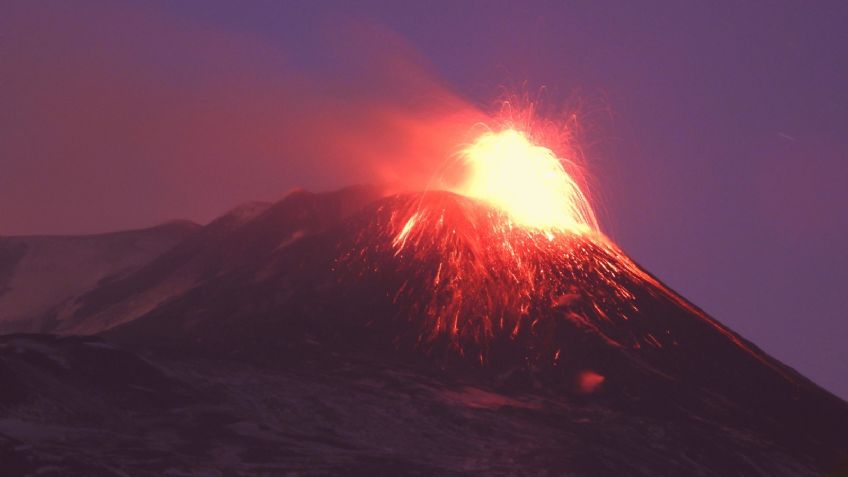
xmin=1 ymin=132 xmax=847 ymax=475
xmin=62 ymin=185 xmax=840 ymax=475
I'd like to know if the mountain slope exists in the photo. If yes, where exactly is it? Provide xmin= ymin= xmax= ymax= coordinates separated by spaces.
xmin=0 ymin=221 xmax=198 ymax=332
xmin=103 ymin=189 xmax=847 ymax=475
xmin=2 ymin=333 xmax=841 ymax=476
xmin=41 ymin=186 xmax=385 ymax=335
xmin=1 ymin=187 xmax=845 ymax=475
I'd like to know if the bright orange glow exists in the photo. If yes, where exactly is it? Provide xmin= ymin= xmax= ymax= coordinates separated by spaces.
xmin=340 ymin=104 xmax=781 ymax=374
xmin=578 ymin=370 xmax=606 ymax=393
xmin=454 ymin=129 xmax=598 ymax=234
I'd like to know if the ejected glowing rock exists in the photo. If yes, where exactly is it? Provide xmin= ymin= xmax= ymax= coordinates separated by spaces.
xmin=454 ymin=129 xmax=598 ymax=234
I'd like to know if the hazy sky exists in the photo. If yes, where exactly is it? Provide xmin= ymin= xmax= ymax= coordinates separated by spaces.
xmin=2 ymin=1 xmax=846 ymax=398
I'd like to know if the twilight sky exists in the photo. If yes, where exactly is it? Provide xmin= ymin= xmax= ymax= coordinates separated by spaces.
xmin=2 ymin=1 xmax=846 ymax=398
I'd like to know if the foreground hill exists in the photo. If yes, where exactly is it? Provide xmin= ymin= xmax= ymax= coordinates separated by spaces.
xmin=2 ymin=332 xmax=844 ymax=476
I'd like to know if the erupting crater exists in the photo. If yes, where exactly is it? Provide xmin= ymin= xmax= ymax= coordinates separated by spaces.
xmin=340 ymin=126 xmax=774 ymax=373
xmin=452 ymin=128 xmax=598 ymax=235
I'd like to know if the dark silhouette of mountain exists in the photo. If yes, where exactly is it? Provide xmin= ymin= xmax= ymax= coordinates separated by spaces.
xmin=1 ymin=186 xmax=846 ymax=476
xmin=41 ymin=186 xmax=384 ymax=336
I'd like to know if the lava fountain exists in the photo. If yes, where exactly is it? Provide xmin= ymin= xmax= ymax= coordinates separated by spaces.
xmin=453 ymin=128 xmax=598 ymax=235
xmin=343 ymin=117 xmax=769 ymax=369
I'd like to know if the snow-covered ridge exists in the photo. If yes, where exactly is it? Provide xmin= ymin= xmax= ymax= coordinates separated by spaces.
xmin=0 ymin=221 xmax=198 ymax=331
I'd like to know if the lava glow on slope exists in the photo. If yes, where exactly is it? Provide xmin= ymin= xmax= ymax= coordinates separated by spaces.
xmin=347 ymin=124 xmax=660 ymax=358
xmin=344 ymin=120 xmax=774 ymax=370
xmin=453 ymin=129 xmax=598 ymax=234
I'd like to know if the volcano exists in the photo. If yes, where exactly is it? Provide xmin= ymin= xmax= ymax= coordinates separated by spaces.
xmin=1 ymin=185 xmax=846 ymax=476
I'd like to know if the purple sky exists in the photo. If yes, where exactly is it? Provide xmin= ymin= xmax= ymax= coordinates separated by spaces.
xmin=2 ymin=1 xmax=846 ymax=399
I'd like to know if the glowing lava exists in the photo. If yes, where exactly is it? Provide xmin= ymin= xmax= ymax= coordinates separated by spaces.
xmin=454 ymin=129 xmax=598 ymax=234
xmin=343 ymin=118 xmax=777 ymax=374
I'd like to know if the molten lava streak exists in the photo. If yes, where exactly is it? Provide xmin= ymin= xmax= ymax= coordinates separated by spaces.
xmin=453 ymin=129 xmax=598 ymax=234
